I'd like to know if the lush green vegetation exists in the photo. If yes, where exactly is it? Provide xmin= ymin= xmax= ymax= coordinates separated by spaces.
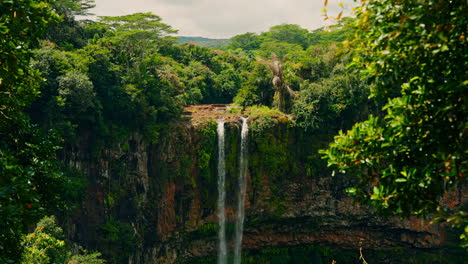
xmin=0 ymin=1 xmax=66 ymax=262
xmin=21 ymin=216 xmax=105 ymax=264
xmin=97 ymin=216 xmax=137 ymax=263
xmin=1 ymin=0 xmax=466 ymax=262
xmin=322 ymin=0 xmax=467 ymax=246
xmin=24 ymin=2 xmax=362 ymax=154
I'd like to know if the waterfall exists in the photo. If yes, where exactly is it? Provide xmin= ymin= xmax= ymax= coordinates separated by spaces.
xmin=234 ymin=117 xmax=249 ymax=264
xmin=216 ymin=120 xmax=227 ymax=264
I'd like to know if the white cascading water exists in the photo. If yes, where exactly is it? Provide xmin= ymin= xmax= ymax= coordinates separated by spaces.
xmin=233 ymin=117 xmax=249 ymax=264
xmin=216 ymin=120 xmax=227 ymax=264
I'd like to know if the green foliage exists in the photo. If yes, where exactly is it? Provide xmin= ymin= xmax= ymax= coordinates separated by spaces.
xmin=44 ymin=0 xmax=96 ymax=49
xmin=57 ymin=70 xmax=96 ymax=113
xmin=50 ymin=0 xmax=95 ymax=17
xmin=68 ymin=250 xmax=106 ymax=264
xmin=165 ymin=44 xmax=249 ymax=104
xmin=261 ymin=24 xmax=310 ymax=48
xmin=257 ymin=42 xmax=303 ymax=60
xmin=214 ymin=66 xmax=243 ymax=103
xmin=21 ymin=216 xmax=68 ymax=264
xmin=292 ymin=57 xmax=368 ymax=132
xmin=229 ymin=20 xmax=360 ymax=114
xmin=248 ymin=110 xmax=298 ymax=206
xmin=196 ymin=120 xmax=217 ymax=201
xmin=322 ymin=0 xmax=467 ymax=245
xmin=98 ymin=216 xmax=136 ymax=263
xmin=227 ymin=33 xmax=261 ymax=51
xmin=29 ymin=12 xmax=359 ymax=166
xmin=197 ymin=120 xmax=217 ymax=169
xmin=97 ymin=13 xmax=177 ymax=60
xmin=99 ymin=12 xmax=177 ymax=40
xmin=30 ymin=14 xmax=193 ymax=151
xmin=308 ymin=17 xmax=355 ymax=46
xmin=0 ymin=9 xmax=94 ymax=263
xmin=181 ymin=222 xmax=218 ymax=241
xmin=246 ymin=105 xmax=283 ymax=117
xmin=234 ymin=64 xmax=274 ymax=107
xmin=0 ymin=0 xmax=58 ymax=107
xmin=248 ymin=107 xmax=284 ymax=135
xmin=227 ymin=19 xmax=356 ymax=57
xmin=0 ymin=1 xmax=73 ymax=262
xmin=249 ymin=120 xmax=295 ymax=177
xmin=21 ymin=216 xmax=105 ymax=264
xmin=291 ymin=45 xmax=338 ymax=82
xmin=60 ymin=165 xmax=88 ymax=208
xmin=8 ymin=1 xmax=463 ymax=261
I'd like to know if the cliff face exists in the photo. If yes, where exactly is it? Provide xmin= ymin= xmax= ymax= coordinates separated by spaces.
xmin=62 ymin=105 xmax=464 ymax=264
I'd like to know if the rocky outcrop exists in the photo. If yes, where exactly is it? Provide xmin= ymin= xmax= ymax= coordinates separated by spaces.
xmin=62 ymin=105 xmax=465 ymax=264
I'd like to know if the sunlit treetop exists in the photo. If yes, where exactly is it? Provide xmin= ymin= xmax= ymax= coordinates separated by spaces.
xmin=99 ymin=12 xmax=177 ymax=40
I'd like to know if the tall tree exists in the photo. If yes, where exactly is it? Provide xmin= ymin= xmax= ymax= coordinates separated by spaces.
xmin=99 ymin=12 xmax=177 ymax=42
xmin=45 ymin=0 xmax=96 ymax=48
xmin=51 ymin=0 xmax=95 ymax=16
xmin=259 ymin=54 xmax=296 ymax=112
xmin=322 ymin=0 xmax=467 ymax=245
xmin=0 ymin=0 xmax=68 ymax=262
xmin=98 ymin=13 xmax=178 ymax=71
xmin=261 ymin=24 xmax=310 ymax=48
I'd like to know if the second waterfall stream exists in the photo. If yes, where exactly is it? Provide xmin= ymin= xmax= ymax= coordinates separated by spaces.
xmin=234 ymin=117 xmax=249 ymax=264
xmin=217 ymin=117 xmax=249 ymax=264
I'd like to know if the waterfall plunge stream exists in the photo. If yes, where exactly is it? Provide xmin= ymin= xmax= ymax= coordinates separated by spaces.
xmin=217 ymin=120 xmax=227 ymax=264
xmin=217 ymin=117 xmax=249 ymax=264
xmin=234 ymin=117 xmax=249 ymax=264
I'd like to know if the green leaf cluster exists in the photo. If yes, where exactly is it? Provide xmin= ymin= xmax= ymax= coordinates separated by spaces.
xmin=21 ymin=216 xmax=105 ymax=264
xmin=0 ymin=1 xmax=70 ymax=262
xmin=322 ymin=0 xmax=467 ymax=245
xmin=97 ymin=216 xmax=136 ymax=263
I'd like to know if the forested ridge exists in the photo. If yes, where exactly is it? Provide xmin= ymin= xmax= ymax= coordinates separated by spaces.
xmin=0 ymin=0 xmax=466 ymax=263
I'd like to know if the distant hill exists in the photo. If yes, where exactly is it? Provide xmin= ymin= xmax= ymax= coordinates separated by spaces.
xmin=177 ymin=36 xmax=231 ymax=48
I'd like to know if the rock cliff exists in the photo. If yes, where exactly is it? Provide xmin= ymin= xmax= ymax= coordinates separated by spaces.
xmin=62 ymin=105 xmax=466 ymax=264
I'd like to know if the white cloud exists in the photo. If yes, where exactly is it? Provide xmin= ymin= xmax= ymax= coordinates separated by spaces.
xmin=90 ymin=0 xmax=357 ymax=38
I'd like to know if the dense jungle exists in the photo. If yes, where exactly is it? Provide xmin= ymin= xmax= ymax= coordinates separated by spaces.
xmin=0 ymin=0 xmax=466 ymax=263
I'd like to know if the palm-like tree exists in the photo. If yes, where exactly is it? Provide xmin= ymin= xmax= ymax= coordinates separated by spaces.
xmin=259 ymin=54 xmax=296 ymax=112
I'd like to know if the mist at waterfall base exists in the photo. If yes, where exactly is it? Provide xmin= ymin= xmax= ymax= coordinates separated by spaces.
xmin=216 ymin=118 xmax=249 ymax=264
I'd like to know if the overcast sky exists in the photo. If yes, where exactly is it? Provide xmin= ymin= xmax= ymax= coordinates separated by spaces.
xmin=88 ymin=0 xmax=357 ymax=39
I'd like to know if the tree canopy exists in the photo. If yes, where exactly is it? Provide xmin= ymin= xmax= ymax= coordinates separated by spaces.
xmin=99 ymin=12 xmax=177 ymax=42
xmin=322 ymin=0 xmax=467 ymax=245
